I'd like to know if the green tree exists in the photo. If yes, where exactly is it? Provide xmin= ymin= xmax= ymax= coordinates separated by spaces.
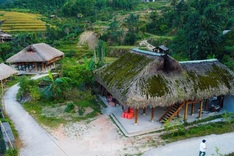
xmin=106 ymin=18 xmax=123 ymax=45
xmin=62 ymin=0 xmax=96 ymax=17
xmin=96 ymin=40 xmax=107 ymax=66
xmin=173 ymin=0 xmax=228 ymax=59
xmin=124 ymin=13 xmax=139 ymax=45
xmin=217 ymin=30 xmax=234 ymax=71
xmin=0 ymin=43 xmax=11 ymax=62
xmin=61 ymin=57 xmax=95 ymax=88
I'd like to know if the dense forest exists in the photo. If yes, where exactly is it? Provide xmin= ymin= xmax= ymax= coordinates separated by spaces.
xmin=0 ymin=0 xmax=233 ymax=70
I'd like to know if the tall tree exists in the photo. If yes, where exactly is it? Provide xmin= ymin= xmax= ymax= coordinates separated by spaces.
xmin=96 ymin=40 xmax=107 ymax=66
xmin=124 ymin=13 xmax=139 ymax=45
xmin=107 ymin=18 xmax=123 ymax=45
xmin=175 ymin=0 xmax=228 ymax=59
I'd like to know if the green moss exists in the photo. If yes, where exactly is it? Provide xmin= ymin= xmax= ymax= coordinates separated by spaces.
xmin=186 ymin=64 xmax=233 ymax=93
xmin=146 ymin=75 xmax=169 ymax=97
xmin=212 ymin=64 xmax=233 ymax=89
xmin=102 ymin=52 xmax=152 ymax=92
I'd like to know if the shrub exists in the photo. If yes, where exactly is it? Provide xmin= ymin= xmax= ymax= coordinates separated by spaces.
xmin=64 ymin=103 xmax=75 ymax=113
xmin=4 ymin=148 xmax=18 ymax=156
xmin=17 ymin=76 xmax=41 ymax=102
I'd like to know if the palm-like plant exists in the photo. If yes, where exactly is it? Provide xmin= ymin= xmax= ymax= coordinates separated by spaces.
xmin=43 ymin=71 xmax=71 ymax=100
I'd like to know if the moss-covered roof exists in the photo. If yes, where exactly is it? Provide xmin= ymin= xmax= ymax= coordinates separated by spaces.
xmin=95 ymin=49 xmax=234 ymax=108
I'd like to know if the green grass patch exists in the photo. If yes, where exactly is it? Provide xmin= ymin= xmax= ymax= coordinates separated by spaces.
xmin=6 ymin=8 xmax=32 ymax=13
xmin=109 ymin=46 xmax=135 ymax=49
xmin=161 ymin=119 xmax=234 ymax=143
xmin=22 ymin=102 xmax=63 ymax=128
xmin=135 ymin=1 xmax=170 ymax=11
xmin=22 ymin=98 xmax=101 ymax=128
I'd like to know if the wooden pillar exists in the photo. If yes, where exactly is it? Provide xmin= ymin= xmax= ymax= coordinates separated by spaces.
xmin=191 ymin=103 xmax=195 ymax=115
xmin=199 ymin=100 xmax=203 ymax=119
xmin=151 ymin=107 xmax=155 ymax=122
xmin=205 ymin=99 xmax=209 ymax=110
xmin=121 ymin=105 xmax=124 ymax=112
xmin=24 ymin=63 xmax=26 ymax=71
xmin=42 ymin=63 xmax=45 ymax=71
xmin=135 ymin=108 xmax=138 ymax=125
xmin=1 ymin=80 xmax=5 ymax=112
xmin=184 ymin=100 xmax=188 ymax=121
xmin=143 ymin=107 xmax=146 ymax=115
xmin=218 ymin=96 xmax=224 ymax=108
xmin=104 ymin=89 xmax=107 ymax=96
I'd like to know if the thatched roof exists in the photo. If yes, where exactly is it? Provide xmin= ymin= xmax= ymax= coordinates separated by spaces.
xmin=6 ymin=43 xmax=64 ymax=63
xmin=95 ymin=49 xmax=234 ymax=108
xmin=0 ymin=63 xmax=18 ymax=81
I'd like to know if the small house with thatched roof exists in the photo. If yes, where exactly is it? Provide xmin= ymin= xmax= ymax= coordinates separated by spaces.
xmin=0 ymin=63 xmax=18 ymax=81
xmin=6 ymin=43 xmax=64 ymax=73
xmin=95 ymin=48 xmax=234 ymax=125
xmin=0 ymin=30 xmax=12 ymax=43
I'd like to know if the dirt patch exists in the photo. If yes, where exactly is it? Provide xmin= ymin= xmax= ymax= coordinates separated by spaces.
xmin=48 ymin=115 xmax=164 ymax=156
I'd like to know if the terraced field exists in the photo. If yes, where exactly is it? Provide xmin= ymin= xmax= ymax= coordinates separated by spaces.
xmin=0 ymin=11 xmax=46 ymax=32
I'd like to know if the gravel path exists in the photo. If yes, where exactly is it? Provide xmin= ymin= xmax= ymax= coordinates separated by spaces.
xmin=5 ymin=84 xmax=68 ymax=156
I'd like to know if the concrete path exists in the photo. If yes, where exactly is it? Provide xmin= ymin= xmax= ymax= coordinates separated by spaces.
xmin=143 ymin=132 xmax=234 ymax=156
xmin=4 ymin=75 xmax=68 ymax=156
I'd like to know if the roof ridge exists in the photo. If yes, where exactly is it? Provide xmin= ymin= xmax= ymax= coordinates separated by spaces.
xmin=179 ymin=59 xmax=218 ymax=64
xmin=131 ymin=48 xmax=165 ymax=57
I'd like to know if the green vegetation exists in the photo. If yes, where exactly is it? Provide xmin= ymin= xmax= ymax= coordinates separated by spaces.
xmin=4 ymin=148 xmax=18 ymax=156
xmin=15 ymin=57 xmax=100 ymax=127
xmin=161 ymin=114 xmax=234 ymax=143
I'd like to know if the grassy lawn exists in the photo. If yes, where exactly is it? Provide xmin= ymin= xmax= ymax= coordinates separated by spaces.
xmin=22 ymin=98 xmax=101 ymax=128
xmin=0 ymin=11 xmax=46 ymax=32
xmin=55 ymin=40 xmax=93 ymax=59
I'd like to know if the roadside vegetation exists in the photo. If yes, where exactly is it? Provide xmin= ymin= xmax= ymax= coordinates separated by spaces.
xmin=161 ymin=113 xmax=234 ymax=143
xmin=16 ymin=58 xmax=101 ymax=128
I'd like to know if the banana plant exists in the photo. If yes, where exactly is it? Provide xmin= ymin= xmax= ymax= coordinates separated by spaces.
xmin=43 ymin=71 xmax=71 ymax=100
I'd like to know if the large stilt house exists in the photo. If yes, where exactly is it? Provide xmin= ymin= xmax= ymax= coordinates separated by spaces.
xmin=95 ymin=48 xmax=234 ymax=125
xmin=6 ymin=43 xmax=64 ymax=73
